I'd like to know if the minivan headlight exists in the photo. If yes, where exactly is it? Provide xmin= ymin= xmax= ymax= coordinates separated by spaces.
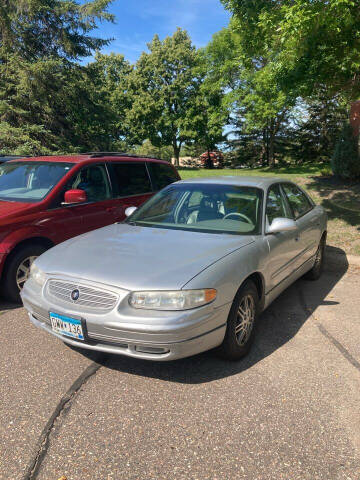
xmin=129 ymin=289 xmax=217 ymax=311
xmin=29 ymin=263 xmax=47 ymax=287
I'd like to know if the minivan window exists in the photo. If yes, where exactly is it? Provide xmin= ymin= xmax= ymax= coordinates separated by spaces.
xmin=147 ymin=162 xmax=179 ymax=190
xmin=111 ymin=163 xmax=152 ymax=197
xmin=68 ymin=164 xmax=111 ymax=202
xmin=0 ymin=162 xmax=73 ymax=203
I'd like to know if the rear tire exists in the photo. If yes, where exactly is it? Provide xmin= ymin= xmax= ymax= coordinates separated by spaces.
xmin=2 ymin=244 xmax=47 ymax=303
xmin=217 ymin=280 xmax=259 ymax=361
xmin=304 ymin=235 xmax=326 ymax=281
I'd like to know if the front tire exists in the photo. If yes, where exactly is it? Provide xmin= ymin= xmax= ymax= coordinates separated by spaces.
xmin=217 ymin=280 xmax=259 ymax=361
xmin=304 ymin=235 xmax=326 ymax=281
xmin=2 ymin=244 xmax=47 ymax=303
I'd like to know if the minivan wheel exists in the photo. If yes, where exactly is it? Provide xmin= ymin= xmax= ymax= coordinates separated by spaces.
xmin=217 ymin=280 xmax=259 ymax=361
xmin=2 ymin=244 xmax=47 ymax=303
xmin=304 ymin=236 xmax=326 ymax=281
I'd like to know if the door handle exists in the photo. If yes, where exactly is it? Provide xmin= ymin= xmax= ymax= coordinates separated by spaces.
xmin=106 ymin=206 xmax=117 ymax=213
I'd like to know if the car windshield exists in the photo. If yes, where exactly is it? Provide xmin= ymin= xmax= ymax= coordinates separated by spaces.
xmin=0 ymin=162 xmax=74 ymax=202
xmin=127 ymin=183 xmax=263 ymax=235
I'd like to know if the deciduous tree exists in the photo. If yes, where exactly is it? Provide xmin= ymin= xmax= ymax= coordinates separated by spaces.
xmin=126 ymin=29 xmax=201 ymax=166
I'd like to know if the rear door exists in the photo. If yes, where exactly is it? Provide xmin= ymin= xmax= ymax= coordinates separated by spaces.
xmin=106 ymin=162 xmax=153 ymax=222
xmin=281 ymin=183 xmax=320 ymax=266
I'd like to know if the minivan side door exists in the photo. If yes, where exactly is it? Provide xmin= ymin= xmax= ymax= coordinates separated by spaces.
xmin=106 ymin=162 xmax=154 ymax=222
xmin=48 ymin=163 xmax=116 ymax=238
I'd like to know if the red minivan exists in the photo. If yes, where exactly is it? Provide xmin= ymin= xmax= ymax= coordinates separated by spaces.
xmin=0 ymin=153 xmax=180 ymax=302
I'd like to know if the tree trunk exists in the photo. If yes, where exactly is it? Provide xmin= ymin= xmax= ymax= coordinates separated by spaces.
xmin=172 ymin=143 xmax=180 ymax=166
xmin=268 ymin=121 xmax=275 ymax=167
xmin=262 ymin=128 xmax=269 ymax=166
xmin=205 ymin=149 xmax=213 ymax=169
xmin=350 ymin=101 xmax=360 ymax=137
xmin=268 ymin=134 xmax=275 ymax=167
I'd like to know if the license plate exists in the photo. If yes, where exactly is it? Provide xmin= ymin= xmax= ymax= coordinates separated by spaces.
xmin=50 ymin=312 xmax=84 ymax=341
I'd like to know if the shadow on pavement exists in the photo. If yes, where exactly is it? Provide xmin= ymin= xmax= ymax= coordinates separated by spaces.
xmin=76 ymin=247 xmax=349 ymax=384
xmin=0 ymin=299 xmax=21 ymax=312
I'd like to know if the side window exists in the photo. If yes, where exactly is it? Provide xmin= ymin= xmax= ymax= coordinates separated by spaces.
xmin=147 ymin=162 xmax=179 ymax=191
xmin=110 ymin=163 xmax=152 ymax=197
xmin=139 ymin=187 xmax=182 ymax=218
xmin=282 ymin=184 xmax=312 ymax=219
xmin=188 ymin=191 xmax=202 ymax=208
xmin=266 ymin=185 xmax=291 ymax=225
xmin=68 ymin=164 xmax=111 ymax=203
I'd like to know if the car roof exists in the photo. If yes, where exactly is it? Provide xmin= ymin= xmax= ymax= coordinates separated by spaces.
xmin=177 ymin=176 xmax=293 ymax=189
xmin=0 ymin=155 xmax=29 ymax=161
xmin=6 ymin=153 xmax=169 ymax=165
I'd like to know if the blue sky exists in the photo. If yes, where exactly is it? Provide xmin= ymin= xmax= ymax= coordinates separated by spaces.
xmin=88 ymin=0 xmax=230 ymax=63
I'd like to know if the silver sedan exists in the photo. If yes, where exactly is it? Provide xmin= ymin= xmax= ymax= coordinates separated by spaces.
xmin=21 ymin=177 xmax=327 ymax=361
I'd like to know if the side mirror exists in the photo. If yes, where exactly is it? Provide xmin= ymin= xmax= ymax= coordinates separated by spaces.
xmin=64 ymin=189 xmax=87 ymax=205
xmin=125 ymin=206 xmax=137 ymax=217
xmin=267 ymin=217 xmax=297 ymax=234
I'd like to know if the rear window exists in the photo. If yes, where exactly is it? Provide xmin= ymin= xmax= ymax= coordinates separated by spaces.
xmin=147 ymin=162 xmax=179 ymax=191
xmin=110 ymin=163 xmax=152 ymax=197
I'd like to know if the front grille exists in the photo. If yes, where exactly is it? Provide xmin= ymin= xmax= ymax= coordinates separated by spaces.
xmin=47 ymin=279 xmax=118 ymax=312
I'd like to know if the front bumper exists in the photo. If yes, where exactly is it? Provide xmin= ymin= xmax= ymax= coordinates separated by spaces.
xmin=21 ymin=278 xmax=230 ymax=361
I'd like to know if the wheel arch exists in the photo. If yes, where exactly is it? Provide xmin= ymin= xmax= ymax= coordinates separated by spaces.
xmin=1 ymin=236 xmax=54 ymax=277
xmin=239 ymin=271 xmax=266 ymax=311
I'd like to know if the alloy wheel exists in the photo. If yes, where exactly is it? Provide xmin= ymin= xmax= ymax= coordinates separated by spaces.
xmin=235 ymin=294 xmax=255 ymax=346
xmin=16 ymin=256 xmax=37 ymax=290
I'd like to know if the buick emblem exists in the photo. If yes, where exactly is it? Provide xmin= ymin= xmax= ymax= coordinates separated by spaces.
xmin=71 ymin=289 xmax=80 ymax=302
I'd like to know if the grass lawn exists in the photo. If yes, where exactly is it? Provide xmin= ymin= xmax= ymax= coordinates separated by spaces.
xmin=178 ymin=164 xmax=360 ymax=257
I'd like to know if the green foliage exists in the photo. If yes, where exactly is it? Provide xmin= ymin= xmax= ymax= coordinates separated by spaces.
xmin=0 ymin=0 xmax=114 ymax=154
xmin=206 ymin=23 xmax=293 ymax=166
xmin=0 ymin=122 xmax=54 ymax=155
xmin=1 ymin=0 xmax=357 ymax=179
xmin=331 ymin=125 xmax=360 ymax=179
xmin=222 ymin=0 xmax=360 ymax=100
xmin=74 ymin=52 xmax=133 ymax=151
xmin=0 ymin=0 xmax=113 ymax=60
xmin=126 ymin=29 xmax=202 ymax=164
xmin=290 ymin=92 xmax=348 ymax=163
xmin=185 ymin=49 xmax=229 ymax=153
xmin=131 ymin=140 xmax=173 ymax=162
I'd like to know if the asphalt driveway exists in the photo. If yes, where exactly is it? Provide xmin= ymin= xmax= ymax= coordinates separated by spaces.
xmin=1 ymin=249 xmax=359 ymax=480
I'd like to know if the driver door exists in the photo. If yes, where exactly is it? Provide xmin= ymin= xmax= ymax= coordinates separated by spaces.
xmin=47 ymin=164 xmax=115 ymax=241
xmin=265 ymin=184 xmax=301 ymax=293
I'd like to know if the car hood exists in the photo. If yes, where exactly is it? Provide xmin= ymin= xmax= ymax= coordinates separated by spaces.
xmin=0 ymin=200 xmax=37 ymax=220
xmin=37 ymin=223 xmax=255 ymax=291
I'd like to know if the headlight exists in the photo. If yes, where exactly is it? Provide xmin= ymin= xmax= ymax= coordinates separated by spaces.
xmin=29 ymin=263 xmax=47 ymax=287
xmin=129 ymin=289 xmax=217 ymax=311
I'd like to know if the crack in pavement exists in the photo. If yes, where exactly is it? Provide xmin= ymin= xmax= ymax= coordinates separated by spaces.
xmin=297 ymin=286 xmax=360 ymax=373
xmin=317 ymin=323 xmax=360 ymax=373
xmin=22 ymin=355 xmax=105 ymax=480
